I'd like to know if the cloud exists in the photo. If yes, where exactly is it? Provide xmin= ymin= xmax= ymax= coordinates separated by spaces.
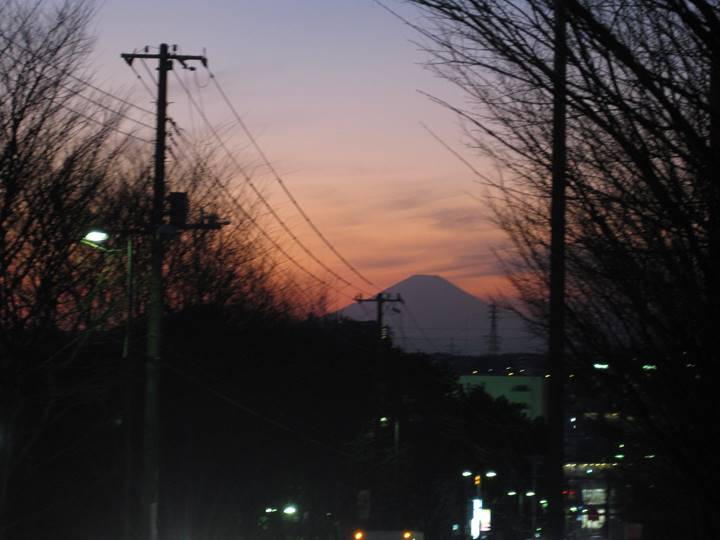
xmin=422 ymin=206 xmax=493 ymax=231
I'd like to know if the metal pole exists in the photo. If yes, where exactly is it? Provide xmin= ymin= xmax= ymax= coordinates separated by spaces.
xmin=124 ymin=235 xmax=135 ymax=540
xmin=547 ymin=0 xmax=568 ymax=539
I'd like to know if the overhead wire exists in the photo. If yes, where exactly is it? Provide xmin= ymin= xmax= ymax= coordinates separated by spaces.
xmin=163 ymin=361 xmax=354 ymax=459
xmin=170 ymin=69 xmax=367 ymax=295
xmin=165 ymin=117 xmax=359 ymax=304
xmin=402 ymin=300 xmax=439 ymax=351
xmin=0 ymin=33 xmax=156 ymax=139
xmin=0 ymin=28 xmax=156 ymax=118
xmin=206 ymin=66 xmax=376 ymax=289
xmin=119 ymin=45 xmax=363 ymax=306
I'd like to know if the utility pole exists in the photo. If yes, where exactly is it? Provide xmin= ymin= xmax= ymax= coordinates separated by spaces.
xmin=548 ymin=0 xmax=568 ymax=539
xmin=121 ymin=44 xmax=208 ymax=540
xmin=355 ymin=292 xmax=403 ymax=344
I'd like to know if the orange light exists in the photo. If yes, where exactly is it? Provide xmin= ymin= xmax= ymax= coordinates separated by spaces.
xmin=474 ymin=474 xmax=481 ymax=486
xmin=403 ymin=532 xmax=412 ymax=539
xmin=354 ymin=531 xmax=365 ymax=540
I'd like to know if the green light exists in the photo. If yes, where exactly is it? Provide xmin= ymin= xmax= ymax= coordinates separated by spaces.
xmin=642 ymin=364 xmax=658 ymax=371
xmin=593 ymin=363 xmax=609 ymax=370
xmin=283 ymin=505 xmax=297 ymax=515
xmin=614 ymin=454 xmax=625 ymax=459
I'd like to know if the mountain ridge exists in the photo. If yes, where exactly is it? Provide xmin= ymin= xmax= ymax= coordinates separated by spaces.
xmin=335 ymin=274 xmax=541 ymax=355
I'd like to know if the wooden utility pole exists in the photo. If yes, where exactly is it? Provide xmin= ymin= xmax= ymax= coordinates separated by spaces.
xmin=547 ymin=1 xmax=568 ymax=539
xmin=121 ymin=44 xmax=207 ymax=540
xmin=355 ymin=292 xmax=403 ymax=343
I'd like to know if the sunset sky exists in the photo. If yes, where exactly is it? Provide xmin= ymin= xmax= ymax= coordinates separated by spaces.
xmin=90 ymin=0 xmax=513 ymax=307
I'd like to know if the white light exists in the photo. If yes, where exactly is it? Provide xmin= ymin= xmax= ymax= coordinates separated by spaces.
xmin=642 ymin=364 xmax=657 ymax=371
xmin=283 ymin=505 xmax=297 ymax=515
xmin=84 ymin=230 xmax=109 ymax=243
xmin=570 ymin=417 xmax=577 ymax=423
xmin=525 ymin=491 xmax=536 ymax=497
xmin=593 ymin=363 xmax=609 ymax=370
xmin=462 ymin=470 xmax=472 ymax=477
xmin=470 ymin=498 xmax=482 ymax=539
xmin=485 ymin=471 xmax=497 ymax=478
xmin=265 ymin=507 xmax=277 ymax=513
xmin=586 ymin=468 xmax=594 ymax=474
xmin=507 ymin=491 xmax=517 ymax=496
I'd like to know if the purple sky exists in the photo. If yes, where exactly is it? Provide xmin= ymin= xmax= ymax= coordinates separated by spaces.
xmin=89 ymin=0 xmax=511 ymax=306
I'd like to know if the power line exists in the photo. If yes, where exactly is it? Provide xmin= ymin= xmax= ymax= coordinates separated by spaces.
xmin=165 ymin=121 xmax=359 ymax=303
xmin=163 ymin=362 xmax=353 ymax=459
xmin=171 ymin=70 xmax=368 ymax=294
xmin=401 ymin=300 xmax=438 ymax=351
xmin=206 ymin=67 xmax=376 ymax=289
xmin=0 ymin=28 xmax=156 ymax=118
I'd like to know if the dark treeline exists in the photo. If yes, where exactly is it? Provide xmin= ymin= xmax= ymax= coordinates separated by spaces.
xmin=409 ymin=0 xmax=720 ymax=538
xmin=0 ymin=2 xmax=543 ymax=540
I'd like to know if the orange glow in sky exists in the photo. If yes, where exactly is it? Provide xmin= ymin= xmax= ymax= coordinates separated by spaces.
xmin=91 ymin=0 xmax=518 ymax=308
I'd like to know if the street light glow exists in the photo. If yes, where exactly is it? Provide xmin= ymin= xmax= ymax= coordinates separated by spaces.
xmin=84 ymin=230 xmax=109 ymax=243
xmin=507 ymin=491 xmax=517 ymax=496
xmin=485 ymin=471 xmax=497 ymax=478
xmin=462 ymin=470 xmax=472 ymax=477
xmin=525 ymin=491 xmax=536 ymax=497
xmin=283 ymin=505 xmax=297 ymax=515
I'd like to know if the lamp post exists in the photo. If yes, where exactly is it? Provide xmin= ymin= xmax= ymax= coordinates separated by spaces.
xmin=81 ymin=228 xmax=135 ymax=540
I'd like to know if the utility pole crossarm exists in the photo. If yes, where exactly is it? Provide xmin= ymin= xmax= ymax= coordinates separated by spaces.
xmin=355 ymin=293 xmax=403 ymax=343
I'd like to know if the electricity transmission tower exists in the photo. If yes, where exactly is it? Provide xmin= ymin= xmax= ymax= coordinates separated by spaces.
xmin=486 ymin=302 xmax=500 ymax=355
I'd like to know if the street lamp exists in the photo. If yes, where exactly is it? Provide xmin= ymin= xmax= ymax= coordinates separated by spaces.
xmin=83 ymin=229 xmax=110 ymax=245
xmin=81 ymin=226 xmax=135 ymax=540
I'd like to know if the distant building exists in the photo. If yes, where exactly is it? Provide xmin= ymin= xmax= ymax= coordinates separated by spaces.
xmin=459 ymin=374 xmax=546 ymax=419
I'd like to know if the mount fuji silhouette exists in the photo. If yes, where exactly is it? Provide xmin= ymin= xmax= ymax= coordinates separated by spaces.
xmin=335 ymin=274 xmax=542 ymax=355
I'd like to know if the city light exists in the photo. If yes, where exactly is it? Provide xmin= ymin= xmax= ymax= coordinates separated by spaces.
xmin=283 ymin=505 xmax=297 ymax=515
xmin=462 ymin=470 xmax=472 ymax=477
xmin=593 ymin=363 xmax=609 ymax=370
xmin=485 ymin=470 xmax=497 ymax=478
